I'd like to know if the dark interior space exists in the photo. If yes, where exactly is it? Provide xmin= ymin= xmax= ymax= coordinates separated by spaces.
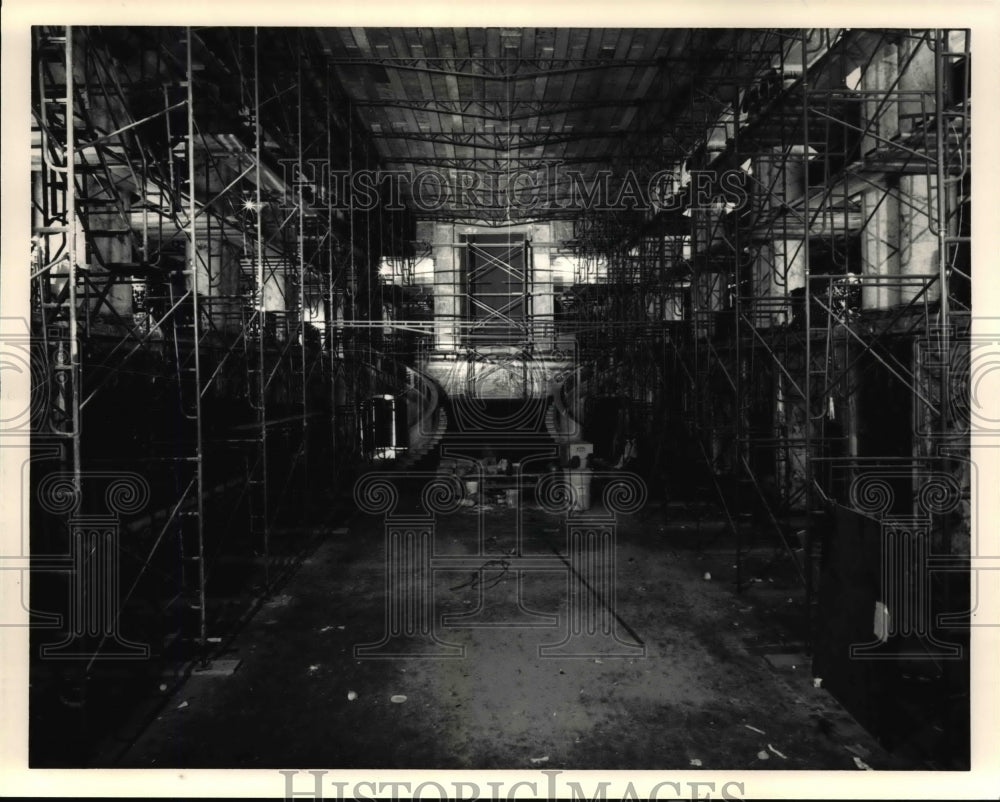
xmin=20 ymin=24 xmax=973 ymax=779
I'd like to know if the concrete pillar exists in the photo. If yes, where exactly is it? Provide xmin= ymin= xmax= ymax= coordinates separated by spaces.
xmin=772 ymin=238 xmax=807 ymax=326
xmin=692 ymin=204 xmax=726 ymax=256
xmin=332 ymin=290 xmax=346 ymax=359
xmin=751 ymin=238 xmax=806 ymax=328
xmin=550 ymin=219 xmax=574 ymax=246
xmin=705 ymin=108 xmax=734 ymax=156
xmin=88 ymin=199 xmax=134 ymax=321
xmin=898 ymin=174 xmax=940 ymax=305
xmin=529 ymin=222 xmax=553 ymax=351
xmin=261 ymin=258 xmax=289 ymax=313
xmin=95 ymin=248 xmax=134 ymax=320
xmin=663 ymin=290 xmax=684 ymax=322
xmin=693 ymin=269 xmax=724 ymax=339
xmin=774 ymin=368 xmax=809 ymax=512
xmin=896 ymin=34 xmax=945 ymax=304
xmin=753 ymin=148 xmax=806 ymax=215
xmin=860 ymin=188 xmax=900 ymax=309
xmin=431 ymin=222 xmax=459 ymax=352
xmin=898 ymin=35 xmax=936 ymax=136
xmin=752 ymin=241 xmax=775 ymax=328
xmin=751 ymin=149 xmax=807 ymax=327
xmin=241 ymin=255 xmax=290 ymax=318
xmin=860 ymin=42 xmax=899 ymax=156
xmin=194 ymin=236 xmax=242 ymax=331
xmin=220 ymin=242 xmax=243 ymax=332
xmin=857 ymin=36 xmax=940 ymax=309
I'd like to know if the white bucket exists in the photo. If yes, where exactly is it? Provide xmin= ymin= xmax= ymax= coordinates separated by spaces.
xmin=568 ymin=470 xmax=593 ymax=511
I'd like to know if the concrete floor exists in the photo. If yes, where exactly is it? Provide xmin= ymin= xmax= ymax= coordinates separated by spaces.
xmin=108 ymin=497 xmax=917 ymax=770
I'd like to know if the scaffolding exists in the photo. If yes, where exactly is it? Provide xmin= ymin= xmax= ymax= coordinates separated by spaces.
xmin=28 ymin=27 xmax=410 ymax=724
xmin=26 ymin=25 xmax=972 ymax=763
xmin=562 ymin=29 xmax=971 ymax=647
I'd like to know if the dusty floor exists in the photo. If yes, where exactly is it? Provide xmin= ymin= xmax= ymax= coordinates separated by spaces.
xmin=105 ymin=497 xmax=918 ymax=770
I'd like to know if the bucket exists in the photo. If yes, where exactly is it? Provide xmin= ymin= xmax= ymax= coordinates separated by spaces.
xmin=568 ymin=470 xmax=593 ymax=511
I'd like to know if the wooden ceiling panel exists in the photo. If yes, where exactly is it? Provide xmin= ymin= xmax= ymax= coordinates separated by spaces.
xmin=319 ymin=26 xmax=765 ymax=220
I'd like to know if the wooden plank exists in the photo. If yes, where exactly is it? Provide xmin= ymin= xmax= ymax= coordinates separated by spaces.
xmin=522 ymin=27 xmax=536 ymax=72
xmin=618 ymin=29 xmax=660 ymax=135
xmin=419 ymin=31 xmax=450 ymax=164
xmin=595 ymin=29 xmax=635 ymax=165
xmin=485 ymin=27 xmax=500 ymax=62
xmin=560 ymin=29 xmax=589 ymax=109
xmin=387 ymin=29 xmax=423 ymax=158
xmin=439 ymin=38 xmax=461 ymax=163
xmin=532 ymin=28 xmax=555 ymax=117
xmin=347 ymin=27 xmax=368 ymax=51
xmin=405 ymin=32 xmax=439 ymax=157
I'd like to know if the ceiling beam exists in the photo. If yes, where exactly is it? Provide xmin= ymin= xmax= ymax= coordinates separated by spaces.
xmin=328 ymin=56 xmax=664 ymax=81
xmin=369 ymin=130 xmax=666 ymax=150
xmin=348 ymin=98 xmax=645 ymax=121
xmin=379 ymin=156 xmax=610 ymax=169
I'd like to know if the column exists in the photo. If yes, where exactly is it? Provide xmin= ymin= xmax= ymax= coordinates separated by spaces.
xmin=529 ymin=222 xmax=554 ymax=351
xmin=860 ymin=188 xmax=900 ymax=309
xmin=431 ymin=222 xmax=459 ymax=351
xmin=770 ymin=238 xmax=807 ymax=327
xmin=898 ymin=174 xmax=940 ymax=305
xmin=860 ymin=41 xmax=899 ymax=157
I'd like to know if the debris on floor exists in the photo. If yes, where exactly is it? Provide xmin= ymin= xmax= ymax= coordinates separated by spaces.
xmin=177 ymin=701 xmax=188 ymax=710
xmin=853 ymin=756 xmax=873 ymax=770
xmin=192 ymin=659 xmax=241 ymax=677
xmin=846 ymin=743 xmax=871 ymax=759
xmin=264 ymin=594 xmax=293 ymax=608
xmin=103 ymin=502 xmax=926 ymax=771
xmin=763 ymin=652 xmax=806 ymax=671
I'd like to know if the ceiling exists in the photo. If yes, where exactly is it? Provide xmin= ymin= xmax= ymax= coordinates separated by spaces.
xmin=315 ymin=28 xmax=775 ymax=225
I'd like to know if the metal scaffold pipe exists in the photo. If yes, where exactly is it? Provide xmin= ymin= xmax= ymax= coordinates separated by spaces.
xmin=254 ymin=27 xmax=271 ymax=586
xmin=186 ymin=26 xmax=208 ymax=655
xmin=65 ymin=25 xmax=82 ymax=497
